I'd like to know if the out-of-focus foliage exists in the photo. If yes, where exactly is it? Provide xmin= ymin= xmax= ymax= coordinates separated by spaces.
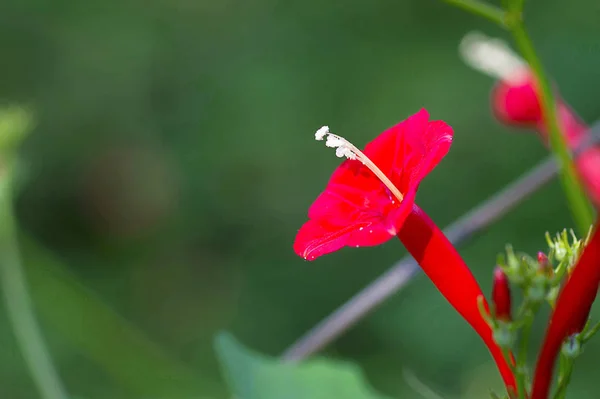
xmin=0 ymin=106 xmax=32 ymax=154
xmin=216 ymin=332 xmax=391 ymax=399
xmin=0 ymin=0 xmax=599 ymax=398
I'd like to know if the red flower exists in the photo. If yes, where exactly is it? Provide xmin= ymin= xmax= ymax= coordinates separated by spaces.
xmin=531 ymin=224 xmax=600 ymax=399
xmin=459 ymin=31 xmax=600 ymax=207
xmin=293 ymin=109 xmax=516 ymax=392
xmin=294 ymin=109 xmax=452 ymax=260
xmin=491 ymin=70 xmax=600 ymax=208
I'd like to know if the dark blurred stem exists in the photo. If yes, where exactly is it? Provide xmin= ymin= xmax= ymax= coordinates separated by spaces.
xmin=509 ymin=19 xmax=595 ymax=236
xmin=282 ymin=122 xmax=600 ymax=363
xmin=0 ymin=172 xmax=68 ymax=399
xmin=441 ymin=0 xmax=507 ymax=27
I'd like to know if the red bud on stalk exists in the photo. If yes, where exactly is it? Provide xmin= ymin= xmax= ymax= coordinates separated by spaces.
xmin=537 ymin=251 xmax=552 ymax=275
xmin=492 ymin=267 xmax=512 ymax=321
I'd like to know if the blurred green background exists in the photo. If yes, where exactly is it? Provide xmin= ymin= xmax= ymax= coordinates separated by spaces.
xmin=1 ymin=0 xmax=599 ymax=397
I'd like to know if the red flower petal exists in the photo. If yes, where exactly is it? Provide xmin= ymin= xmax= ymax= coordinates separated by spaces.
xmin=398 ymin=205 xmax=516 ymax=392
xmin=531 ymin=224 xmax=600 ymax=399
xmin=363 ymin=109 xmax=453 ymax=195
xmin=576 ymin=149 xmax=600 ymax=207
xmin=294 ymin=109 xmax=453 ymax=260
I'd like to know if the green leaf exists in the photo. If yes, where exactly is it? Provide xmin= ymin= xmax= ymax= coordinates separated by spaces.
xmin=214 ymin=332 xmax=392 ymax=399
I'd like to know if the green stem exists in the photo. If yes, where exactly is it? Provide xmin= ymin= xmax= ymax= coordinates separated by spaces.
xmin=0 ymin=172 xmax=68 ymax=399
xmin=509 ymin=20 xmax=595 ymax=236
xmin=583 ymin=321 xmax=600 ymax=342
xmin=499 ymin=347 xmax=522 ymax=398
xmin=517 ymin=310 xmax=534 ymax=362
xmin=441 ymin=0 xmax=507 ymax=27
xmin=553 ymin=356 xmax=573 ymax=399
xmin=502 ymin=0 xmax=524 ymax=14
xmin=515 ymin=308 xmax=535 ymax=398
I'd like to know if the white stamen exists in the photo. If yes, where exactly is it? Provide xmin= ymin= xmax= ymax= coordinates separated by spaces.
xmin=315 ymin=126 xmax=329 ymax=141
xmin=459 ymin=31 xmax=527 ymax=82
xmin=312 ymin=126 xmax=404 ymax=202
xmin=334 ymin=146 xmax=345 ymax=158
xmin=335 ymin=146 xmax=356 ymax=160
xmin=326 ymin=136 xmax=345 ymax=148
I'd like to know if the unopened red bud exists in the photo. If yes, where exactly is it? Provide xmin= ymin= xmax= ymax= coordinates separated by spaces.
xmin=537 ymin=252 xmax=549 ymax=269
xmin=492 ymin=70 xmax=600 ymax=208
xmin=491 ymin=71 xmax=542 ymax=128
xmin=493 ymin=267 xmax=512 ymax=321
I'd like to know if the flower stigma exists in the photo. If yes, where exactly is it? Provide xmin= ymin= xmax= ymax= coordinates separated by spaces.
xmin=314 ymin=126 xmax=404 ymax=203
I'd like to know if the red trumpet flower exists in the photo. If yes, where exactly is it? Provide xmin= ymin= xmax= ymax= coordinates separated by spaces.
xmin=531 ymin=225 xmax=600 ymax=399
xmin=492 ymin=71 xmax=600 ymax=207
xmin=294 ymin=109 xmax=516 ymax=392
xmin=460 ymin=31 xmax=600 ymax=207
xmin=294 ymin=109 xmax=452 ymax=260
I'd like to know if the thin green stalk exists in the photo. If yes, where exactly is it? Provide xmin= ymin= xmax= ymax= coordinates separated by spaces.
xmin=514 ymin=307 xmax=535 ymax=398
xmin=499 ymin=347 xmax=521 ymax=398
xmin=0 ymin=172 xmax=68 ymax=399
xmin=583 ymin=321 xmax=600 ymax=342
xmin=553 ymin=356 xmax=573 ymax=399
xmin=509 ymin=21 xmax=595 ymax=236
xmin=441 ymin=0 xmax=507 ymax=27
xmin=517 ymin=308 xmax=534 ymax=362
xmin=501 ymin=0 xmax=524 ymax=14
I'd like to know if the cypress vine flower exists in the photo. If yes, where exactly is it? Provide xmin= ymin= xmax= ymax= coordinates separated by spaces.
xmin=294 ymin=109 xmax=516 ymax=392
xmin=460 ymin=31 xmax=600 ymax=208
xmin=294 ymin=109 xmax=452 ymax=259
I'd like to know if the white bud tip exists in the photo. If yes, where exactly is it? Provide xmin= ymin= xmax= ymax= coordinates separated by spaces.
xmin=315 ymin=126 xmax=329 ymax=141
xmin=459 ymin=31 xmax=526 ymax=81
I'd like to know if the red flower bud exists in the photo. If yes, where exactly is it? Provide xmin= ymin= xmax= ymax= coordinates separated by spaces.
xmin=537 ymin=251 xmax=550 ymax=270
xmin=537 ymin=251 xmax=548 ymax=264
xmin=492 ymin=267 xmax=512 ymax=321
xmin=491 ymin=69 xmax=600 ymax=208
xmin=492 ymin=70 xmax=542 ymax=128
